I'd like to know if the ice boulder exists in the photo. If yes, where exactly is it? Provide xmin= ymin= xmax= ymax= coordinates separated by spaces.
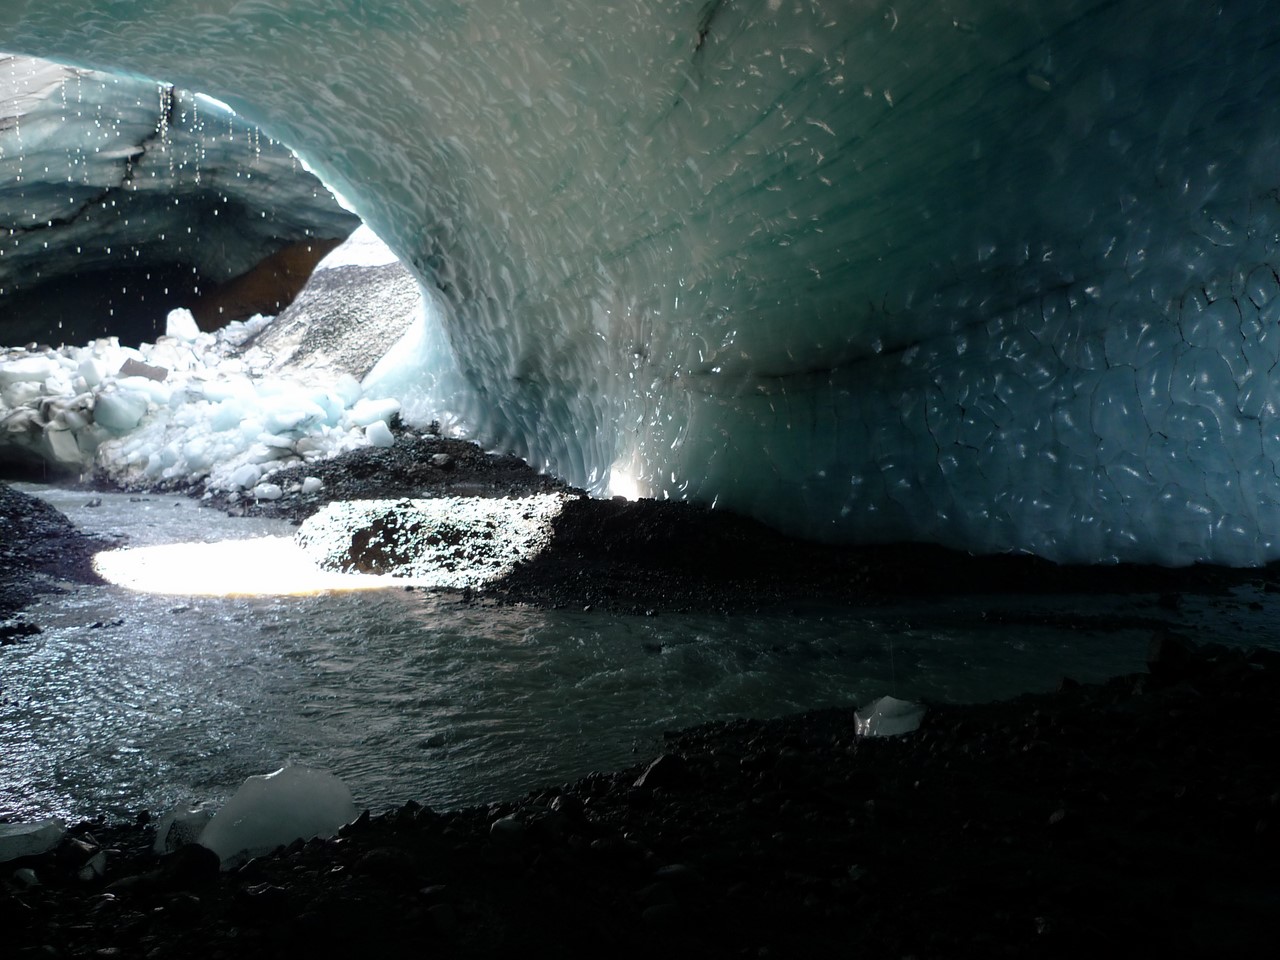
xmin=347 ymin=397 xmax=401 ymax=428
xmin=229 ymin=463 xmax=263 ymax=490
xmin=198 ymin=766 xmax=357 ymax=867
xmin=77 ymin=356 xmax=108 ymax=389
xmin=854 ymin=696 xmax=926 ymax=738
xmin=0 ymin=818 xmax=66 ymax=863
xmin=93 ymin=387 xmax=150 ymax=433
xmin=0 ymin=356 xmax=62 ymax=387
xmin=152 ymin=802 xmax=216 ymax=854
xmin=365 ymin=419 xmax=394 ymax=448
xmin=251 ymin=482 xmax=283 ymax=501
xmin=165 ymin=308 xmax=201 ymax=343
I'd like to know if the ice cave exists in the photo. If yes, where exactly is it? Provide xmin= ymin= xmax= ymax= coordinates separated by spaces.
xmin=4 ymin=6 xmax=1280 ymax=953
xmin=3 ymin=0 xmax=1279 ymax=566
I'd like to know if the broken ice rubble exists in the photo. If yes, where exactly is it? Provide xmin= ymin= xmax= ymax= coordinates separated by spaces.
xmin=0 ymin=306 xmax=401 ymax=494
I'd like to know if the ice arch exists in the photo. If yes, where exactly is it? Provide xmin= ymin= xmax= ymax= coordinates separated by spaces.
xmin=4 ymin=1 xmax=1280 ymax=565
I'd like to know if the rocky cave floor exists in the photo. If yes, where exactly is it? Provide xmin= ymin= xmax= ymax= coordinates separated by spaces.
xmin=3 ymin=430 xmax=1280 ymax=957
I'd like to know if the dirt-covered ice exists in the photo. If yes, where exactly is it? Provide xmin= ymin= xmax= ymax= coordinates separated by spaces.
xmin=294 ymin=493 xmax=572 ymax=590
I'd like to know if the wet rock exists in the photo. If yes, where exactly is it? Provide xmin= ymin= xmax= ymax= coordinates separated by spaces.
xmin=353 ymin=847 xmax=418 ymax=882
xmin=652 ymin=864 xmax=700 ymax=887
xmin=116 ymin=358 xmax=169 ymax=382
xmin=78 ymin=851 xmax=108 ymax=882
xmin=549 ymin=794 xmax=585 ymax=821
xmin=419 ymin=884 xmax=449 ymax=904
xmin=428 ymin=902 xmax=457 ymax=933
xmin=158 ymin=843 xmax=220 ymax=888
xmin=0 ymin=620 xmax=40 ymax=645
xmin=234 ymin=882 xmax=289 ymax=920
xmin=489 ymin=817 xmax=526 ymax=847
xmin=633 ymin=754 xmax=690 ymax=790
xmin=641 ymin=902 xmax=685 ymax=926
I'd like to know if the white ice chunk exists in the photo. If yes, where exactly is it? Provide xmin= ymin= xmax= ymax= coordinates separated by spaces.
xmin=0 ymin=818 xmax=66 ymax=863
xmin=252 ymin=482 xmax=283 ymax=500
xmin=347 ymin=396 xmax=400 ymax=427
xmin=262 ymin=398 xmax=325 ymax=434
xmin=93 ymin=387 xmax=150 ymax=432
xmin=334 ymin=374 xmax=363 ymax=407
xmin=209 ymin=399 xmax=250 ymax=432
xmin=229 ymin=463 xmax=263 ymax=489
xmin=165 ymin=308 xmax=201 ymax=342
xmin=44 ymin=426 xmax=81 ymax=465
xmin=245 ymin=442 xmax=280 ymax=463
xmin=1 ymin=380 xmax=43 ymax=408
xmin=198 ymin=377 xmax=257 ymax=404
xmin=365 ymin=419 xmax=394 ymax=448
xmin=312 ymin=391 xmax=345 ymax=426
xmin=854 ymin=696 xmax=925 ymax=737
xmin=301 ymin=476 xmax=324 ymax=494
xmin=116 ymin=375 xmax=172 ymax=406
xmin=0 ymin=356 xmax=61 ymax=386
xmin=198 ymin=766 xmax=357 ymax=867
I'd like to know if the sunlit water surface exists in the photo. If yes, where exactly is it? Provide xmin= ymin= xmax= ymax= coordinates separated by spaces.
xmin=3 ymin=485 xmax=1276 ymax=822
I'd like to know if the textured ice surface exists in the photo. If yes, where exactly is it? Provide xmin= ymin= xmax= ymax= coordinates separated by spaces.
xmin=198 ymin=766 xmax=356 ymax=867
xmin=0 ymin=54 xmax=358 ymax=345
xmin=5 ymin=4 xmax=1280 ymax=563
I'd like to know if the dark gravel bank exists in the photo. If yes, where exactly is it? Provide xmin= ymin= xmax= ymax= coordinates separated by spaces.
xmin=0 ymin=481 xmax=103 ymax=633
xmin=6 ymin=637 xmax=1278 ymax=959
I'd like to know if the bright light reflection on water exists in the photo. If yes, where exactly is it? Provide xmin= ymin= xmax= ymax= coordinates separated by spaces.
xmin=93 ymin=536 xmax=411 ymax=596
xmin=6 ymin=484 xmax=1266 ymax=824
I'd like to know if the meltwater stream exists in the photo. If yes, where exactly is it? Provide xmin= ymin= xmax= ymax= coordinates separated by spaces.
xmin=4 ymin=484 xmax=1271 ymax=824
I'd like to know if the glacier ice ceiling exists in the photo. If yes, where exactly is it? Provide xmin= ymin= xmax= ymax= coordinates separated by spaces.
xmin=4 ymin=1 xmax=1280 ymax=565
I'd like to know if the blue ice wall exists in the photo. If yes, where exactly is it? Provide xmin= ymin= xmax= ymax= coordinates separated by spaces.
xmin=3 ymin=1 xmax=1280 ymax=564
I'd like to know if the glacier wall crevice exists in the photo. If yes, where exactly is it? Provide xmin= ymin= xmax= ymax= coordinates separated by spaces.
xmin=4 ymin=1 xmax=1280 ymax=564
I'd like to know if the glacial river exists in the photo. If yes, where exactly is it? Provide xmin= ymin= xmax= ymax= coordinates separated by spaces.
xmin=2 ymin=484 xmax=1273 ymax=823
